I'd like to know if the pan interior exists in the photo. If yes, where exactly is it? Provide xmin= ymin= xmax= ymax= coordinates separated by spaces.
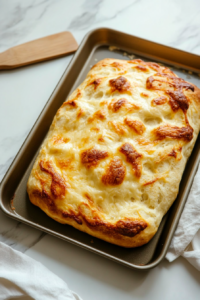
xmin=4 ymin=40 xmax=200 ymax=269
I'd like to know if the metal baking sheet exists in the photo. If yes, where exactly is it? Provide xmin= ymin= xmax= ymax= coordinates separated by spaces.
xmin=1 ymin=28 xmax=200 ymax=270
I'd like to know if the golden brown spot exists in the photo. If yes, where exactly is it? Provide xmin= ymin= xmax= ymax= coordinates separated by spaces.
xmin=77 ymin=108 xmax=85 ymax=119
xmin=135 ymin=138 xmax=155 ymax=154
xmin=109 ymin=98 xmax=140 ymax=112
xmin=168 ymin=149 xmax=177 ymax=159
xmin=62 ymin=90 xmax=81 ymax=108
xmin=136 ymin=137 xmax=153 ymax=146
xmin=108 ymin=121 xmax=126 ymax=135
xmin=56 ymin=159 xmax=73 ymax=170
xmin=102 ymin=158 xmax=126 ymax=186
xmin=135 ymin=65 xmax=148 ymax=72
xmin=143 ymin=178 xmax=159 ymax=186
xmin=109 ymin=76 xmax=131 ymax=94
xmin=124 ymin=117 xmax=145 ymax=135
xmin=119 ymin=143 xmax=142 ymax=178
xmin=52 ymin=136 xmax=70 ymax=145
xmin=98 ymin=135 xmax=105 ymax=143
xmin=153 ymin=124 xmax=193 ymax=142
xmin=62 ymin=211 xmax=82 ymax=225
xmin=147 ymin=62 xmax=176 ymax=75
xmin=141 ymin=93 xmax=149 ymax=98
xmin=146 ymin=62 xmax=163 ymax=73
xmin=115 ymin=219 xmax=147 ymax=237
xmin=168 ymin=147 xmax=182 ymax=160
xmin=89 ymin=78 xmax=102 ymax=89
xmin=111 ymin=62 xmax=123 ymax=69
xmin=81 ymin=148 xmax=108 ymax=168
xmin=146 ymin=73 xmax=194 ymax=91
xmin=109 ymin=98 xmax=127 ymax=112
xmin=39 ymin=160 xmax=67 ymax=198
xmin=84 ymin=193 xmax=94 ymax=205
xmin=88 ymin=110 xmax=106 ymax=123
xmin=34 ymin=170 xmax=46 ymax=186
xmin=126 ymin=103 xmax=140 ymax=112
xmin=32 ymin=188 xmax=59 ymax=215
xmin=167 ymin=90 xmax=189 ymax=112
xmin=32 ymin=189 xmax=50 ymax=200
xmin=146 ymin=76 xmax=155 ymax=90
xmin=146 ymin=73 xmax=194 ymax=113
xmin=128 ymin=59 xmax=143 ymax=64
xmin=63 ymin=99 xmax=77 ymax=107
xmin=33 ymin=189 xmax=82 ymax=225
xmin=129 ymin=60 xmax=175 ymax=76
xmin=156 ymin=146 xmax=182 ymax=163
xmin=100 ymin=100 xmax=108 ymax=106
xmin=90 ymin=127 xmax=100 ymax=132
xmin=151 ymin=96 xmax=167 ymax=106
xmin=80 ymin=136 xmax=89 ymax=147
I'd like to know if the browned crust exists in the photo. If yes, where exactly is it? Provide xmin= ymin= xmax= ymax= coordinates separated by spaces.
xmin=63 ymin=99 xmax=77 ymax=107
xmin=77 ymin=108 xmax=85 ymax=119
xmin=52 ymin=136 xmax=70 ymax=144
xmin=151 ymin=96 xmax=167 ymax=106
xmin=109 ymin=76 xmax=131 ymax=94
xmin=39 ymin=160 xmax=67 ymax=198
xmin=141 ymin=92 xmax=149 ymax=98
xmin=109 ymin=98 xmax=127 ymax=112
xmin=119 ymin=143 xmax=142 ymax=178
xmin=153 ymin=124 xmax=194 ymax=142
xmin=29 ymin=190 xmax=148 ymax=247
xmin=98 ymin=135 xmax=105 ymax=143
xmin=102 ymin=158 xmax=126 ymax=185
xmin=108 ymin=98 xmax=139 ymax=113
xmin=135 ymin=65 xmax=148 ymax=72
xmin=143 ymin=178 xmax=159 ymax=186
xmin=84 ymin=193 xmax=94 ymax=205
xmin=167 ymin=90 xmax=189 ymax=112
xmin=146 ymin=73 xmax=194 ymax=91
xmin=81 ymin=148 xmax=108 ymax=168
xmin=146 ymin=72 xmax=195 ymax=113
xmin=128 ymin=60 xmax=176 ymax=75
xmin=111 ymin=62 xmax=123 ymax=69
xmin=124 ymin=117 xmax=146 ymax=135
xmin=62 ymin=90 xmax=81 ymax=108
xmin=88 ymin=78 xmax=102 ymax=89
xmin=168 ymin=149 xmax=177 ymax=158
xmin=88 ymin=109 xmax=106 ymax=123
xmin=55 ymin=158 xmax=73 ymax=170
xmin=90 ymin=127 xmax=100 ymax=132
xmin=108 ymin=121 xmax=126 ymax=135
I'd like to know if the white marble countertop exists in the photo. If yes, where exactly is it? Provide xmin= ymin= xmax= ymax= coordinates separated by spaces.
xmin=0 ymin=0 xmax=200 ymax=299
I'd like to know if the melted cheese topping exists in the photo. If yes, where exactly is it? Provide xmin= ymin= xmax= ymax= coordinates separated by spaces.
xmin=27 ymin=58 xmax=200 ymax=247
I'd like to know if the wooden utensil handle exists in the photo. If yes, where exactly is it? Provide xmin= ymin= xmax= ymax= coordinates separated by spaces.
xmin=0 ymin=32 xmax=78 ymax=70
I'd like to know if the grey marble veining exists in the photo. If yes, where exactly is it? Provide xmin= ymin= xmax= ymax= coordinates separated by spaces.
xmin=0 ymin=0 xmax=200 ymax=255
xmin=0 ymin=209 xmax=46 ymax=253
xmin=0 ymin=0 xmax=55 ymax=52
xmin=68 ymin=0 xmax=138 ymax=30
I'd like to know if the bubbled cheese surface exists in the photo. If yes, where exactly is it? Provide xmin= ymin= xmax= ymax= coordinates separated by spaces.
xmin=27 ymin=59 xmax=200 ymax=247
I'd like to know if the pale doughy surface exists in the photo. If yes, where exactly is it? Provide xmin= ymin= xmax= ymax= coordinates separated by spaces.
xmin=27 ymin=58 xmax=200 ymax=247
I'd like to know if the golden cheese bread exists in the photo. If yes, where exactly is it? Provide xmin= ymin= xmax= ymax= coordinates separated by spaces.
xmin=27 ymin=58 xmax=200 ymax=247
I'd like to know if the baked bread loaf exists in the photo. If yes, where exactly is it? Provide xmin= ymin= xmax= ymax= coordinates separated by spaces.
xmin=27 ymin=58 xmax=200 ymax=247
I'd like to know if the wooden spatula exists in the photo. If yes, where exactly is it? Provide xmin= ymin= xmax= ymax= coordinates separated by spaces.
xmin=0 ymin=31 xmax=78 ymax=70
